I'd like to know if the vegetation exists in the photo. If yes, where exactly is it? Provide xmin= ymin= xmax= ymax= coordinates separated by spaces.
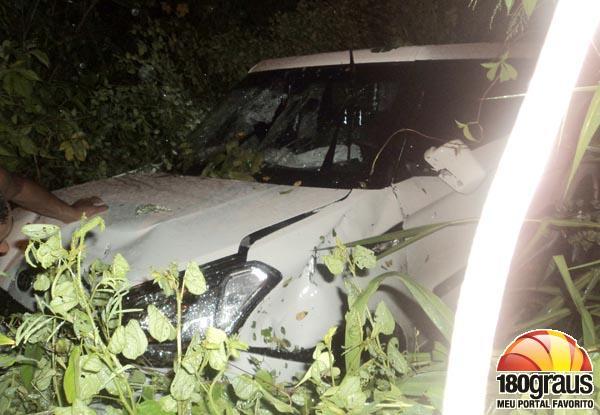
xmin=0 ymin=217 xmax=453 ymax=414
xmin=0 ymin=0 xmax=512 ymax=189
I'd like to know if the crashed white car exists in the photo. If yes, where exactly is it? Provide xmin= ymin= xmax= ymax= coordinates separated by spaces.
xmin=1 ymin=43 xmax=538 ymax=378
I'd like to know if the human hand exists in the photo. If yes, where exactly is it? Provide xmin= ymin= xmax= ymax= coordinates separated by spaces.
xmin=67 ymin=196 xmax=108 ymax=223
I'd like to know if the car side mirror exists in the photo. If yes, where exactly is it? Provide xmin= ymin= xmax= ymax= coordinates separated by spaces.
xmin=424 ymin=139 xmax=486 ymax=194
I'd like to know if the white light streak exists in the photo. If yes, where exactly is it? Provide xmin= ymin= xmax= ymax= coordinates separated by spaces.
xmin=442 ymin=2 xmax=600 ymax=414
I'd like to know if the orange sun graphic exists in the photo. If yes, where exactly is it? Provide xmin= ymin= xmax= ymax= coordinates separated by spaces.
xmin=497 ymin=329 xmax=592 ymax=372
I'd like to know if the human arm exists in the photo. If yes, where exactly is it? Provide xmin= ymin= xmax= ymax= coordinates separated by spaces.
xmin=0 ymin=167 xmax=107 ymax=223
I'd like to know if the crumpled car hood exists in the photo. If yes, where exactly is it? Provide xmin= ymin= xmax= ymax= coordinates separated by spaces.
xmin=4 ymin=173 xmax=349 ymax=285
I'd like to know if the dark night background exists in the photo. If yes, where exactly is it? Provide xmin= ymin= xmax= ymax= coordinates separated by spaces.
xmin=0 ymin=0 xmax=552 ymax=188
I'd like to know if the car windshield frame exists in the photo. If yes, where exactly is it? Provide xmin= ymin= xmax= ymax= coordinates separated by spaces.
xmin=187 ymin=59 xmax=534 ymax=189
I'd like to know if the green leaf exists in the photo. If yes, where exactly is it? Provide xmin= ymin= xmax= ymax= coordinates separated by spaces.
xmin=323 ymin=326 xmax=337 ymax=350
xmin=16 ymin=316 xmax=53 ymax=345
xmin=72 ymin=310 xmax=94 ymax=339
xmin=228 ymin=336 xmax=248 ymax=355
xmin=504 ymin=0 xmax=514 ymax=11
xmin=348 ymin=272 xmax=452 ymax=345
xmin=374 ymin=301 xmax=394 ymax=336
xmin=323 ymin=238 xmax=349 ymax=275
xmin=565 ymin=83 xmax=600 ymax=195
xmin=344 ymin=279 xmax=360 ymax=310
xmin=170 ymin=368 xmax=195 ymax=401
xmin=499 ymin=62 xmax=518 ymax=82
xmin=291 ymin=388 xmax=308 ymax=406
xmin=324 ymin=255 xmax=345 ymax=275
xmin=352 ymin=245 xmax=376 ymax=269
xmin=3 ymin=70 xmax=33 ymax=97
xmin=481 ymin=61 xmax=499 ymax=81
xmin=60 ymin=141 xmax=74 ymax=161
xmin=387 ymin=337 xmax=409 ymax=374
xmin=343 ymin=276 xmax=384 ymax=374
xmin=136 ymin=399 xmax=173 ymax=415
xmin=33 ymin=273 xmax=50 ymax=291
xmin=147 ymin=304 xmax=176 ymax=343
xmin=514 ymin=307 xmax=571 ymax=334
xmin=231 ymin=375 xmax=260 ymax=400
xmin=183 ymin=261 xmax=206 ymax=295
xmin=397 ymin=371 xmax=446 ymax=410
xmin=432 ymin=341 xmax=449 ymax=362
xmin=158 ymin=395 xmax=178 ymax=413
xmin=81 ymin=354 xmax=104 ymax=373
xmin=455 ymin=120 xmax=477 ymax=142
xmin=344 ymin=309 xmax=363 ymax=375
xmin=73 ymin=217 xmax=105 ymax=240
xmin=104 ymin=372 xmax=129 ymax=398
xmin=79 ymin=371 xmax=103 ymax=401
xmin=258 ymin=383 xmax=296 ymax=413
xmin=64 ymin=346 xmax=81 ymax=404
xmin=50 ymin=282 xmax=78 ymax=314
xmin=523 ymin=0 xmax=537 ymax=16
xmin=21 ymin=224 xmax=60 ymax=239
xmin=108 ymin=325 xmax=126 ymax=354
xmin=54 ymin=399 xmax=96 ymax=415
xmin=54 ymin=281 xmax=74 ymax=299
xmin=0 ymin=144 xmax=15 ymax=157
xmin=151 ymin=269 xmax=176 ymax=297
xmin=335 ymin=375 xmax=366 ymax=410
xmin=554 ymin=255 xmax=597 ymax=348
xmin=30 ymin=50 xmax=49 ymax=67
xmin=0 ymin=355 xmax=16 ymax=367
xmin=16 ymin=68 xmax=40 ymax=81
xmin=19 ymin=135 xmax=38 ymax=155
xmin=205 ymin=326 xmax=227 ymax=345
xmin=181 ymin=339 xmax=205 ymax=374
xmin=36 ymin=233 xmax=66 ymax=268
xmin=141 ymin=385 xmax=155 ymax=402
xmin=207 ymin=345 xmax=228 ymax=371
xmin=33 ymin=361 xmax=55 ymax=391
xmin=129 ymin=369 xmax=146 ymax=386
xmin=399 ymin=275 xmax=453 ymax=342
xmin=111 ymin=254 xmax=130 ymax=280
xmin=0 ymin=333 xmax=14 ymax=347
xmin=347 ymin=219 xmax=476 ymax=258
xmin=298 ymin=344 xmax=335 ymax=386
xmin=569 ymin=258 xmax=600 ymax=271
xmin=20 ymin=343 xmax=42 ymax=391
xmin=122 ymin=319 xmax=148 ymax=360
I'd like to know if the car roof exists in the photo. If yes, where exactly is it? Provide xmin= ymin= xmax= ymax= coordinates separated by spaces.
xmin=249 ymin=42 xmax=538 ymax=73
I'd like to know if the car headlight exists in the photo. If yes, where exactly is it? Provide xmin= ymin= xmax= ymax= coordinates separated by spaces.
xmin=123 ymin=257 xmax=281 ymax=365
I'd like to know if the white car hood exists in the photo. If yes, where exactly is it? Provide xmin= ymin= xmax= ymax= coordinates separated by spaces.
xmin=2 ymin=173 xmax=349 ymax=285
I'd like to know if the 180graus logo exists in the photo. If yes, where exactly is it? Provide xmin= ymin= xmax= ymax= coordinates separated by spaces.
xmin=496 ymin=329 xmax=594 ymax=410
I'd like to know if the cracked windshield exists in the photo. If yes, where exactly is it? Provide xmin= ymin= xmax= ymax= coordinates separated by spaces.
xmin=190 ymin=61 xmax=528 ymax=188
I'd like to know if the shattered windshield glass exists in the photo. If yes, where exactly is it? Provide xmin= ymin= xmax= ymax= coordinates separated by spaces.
xmin=188 ymin=61 xmax=531 ymax=188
